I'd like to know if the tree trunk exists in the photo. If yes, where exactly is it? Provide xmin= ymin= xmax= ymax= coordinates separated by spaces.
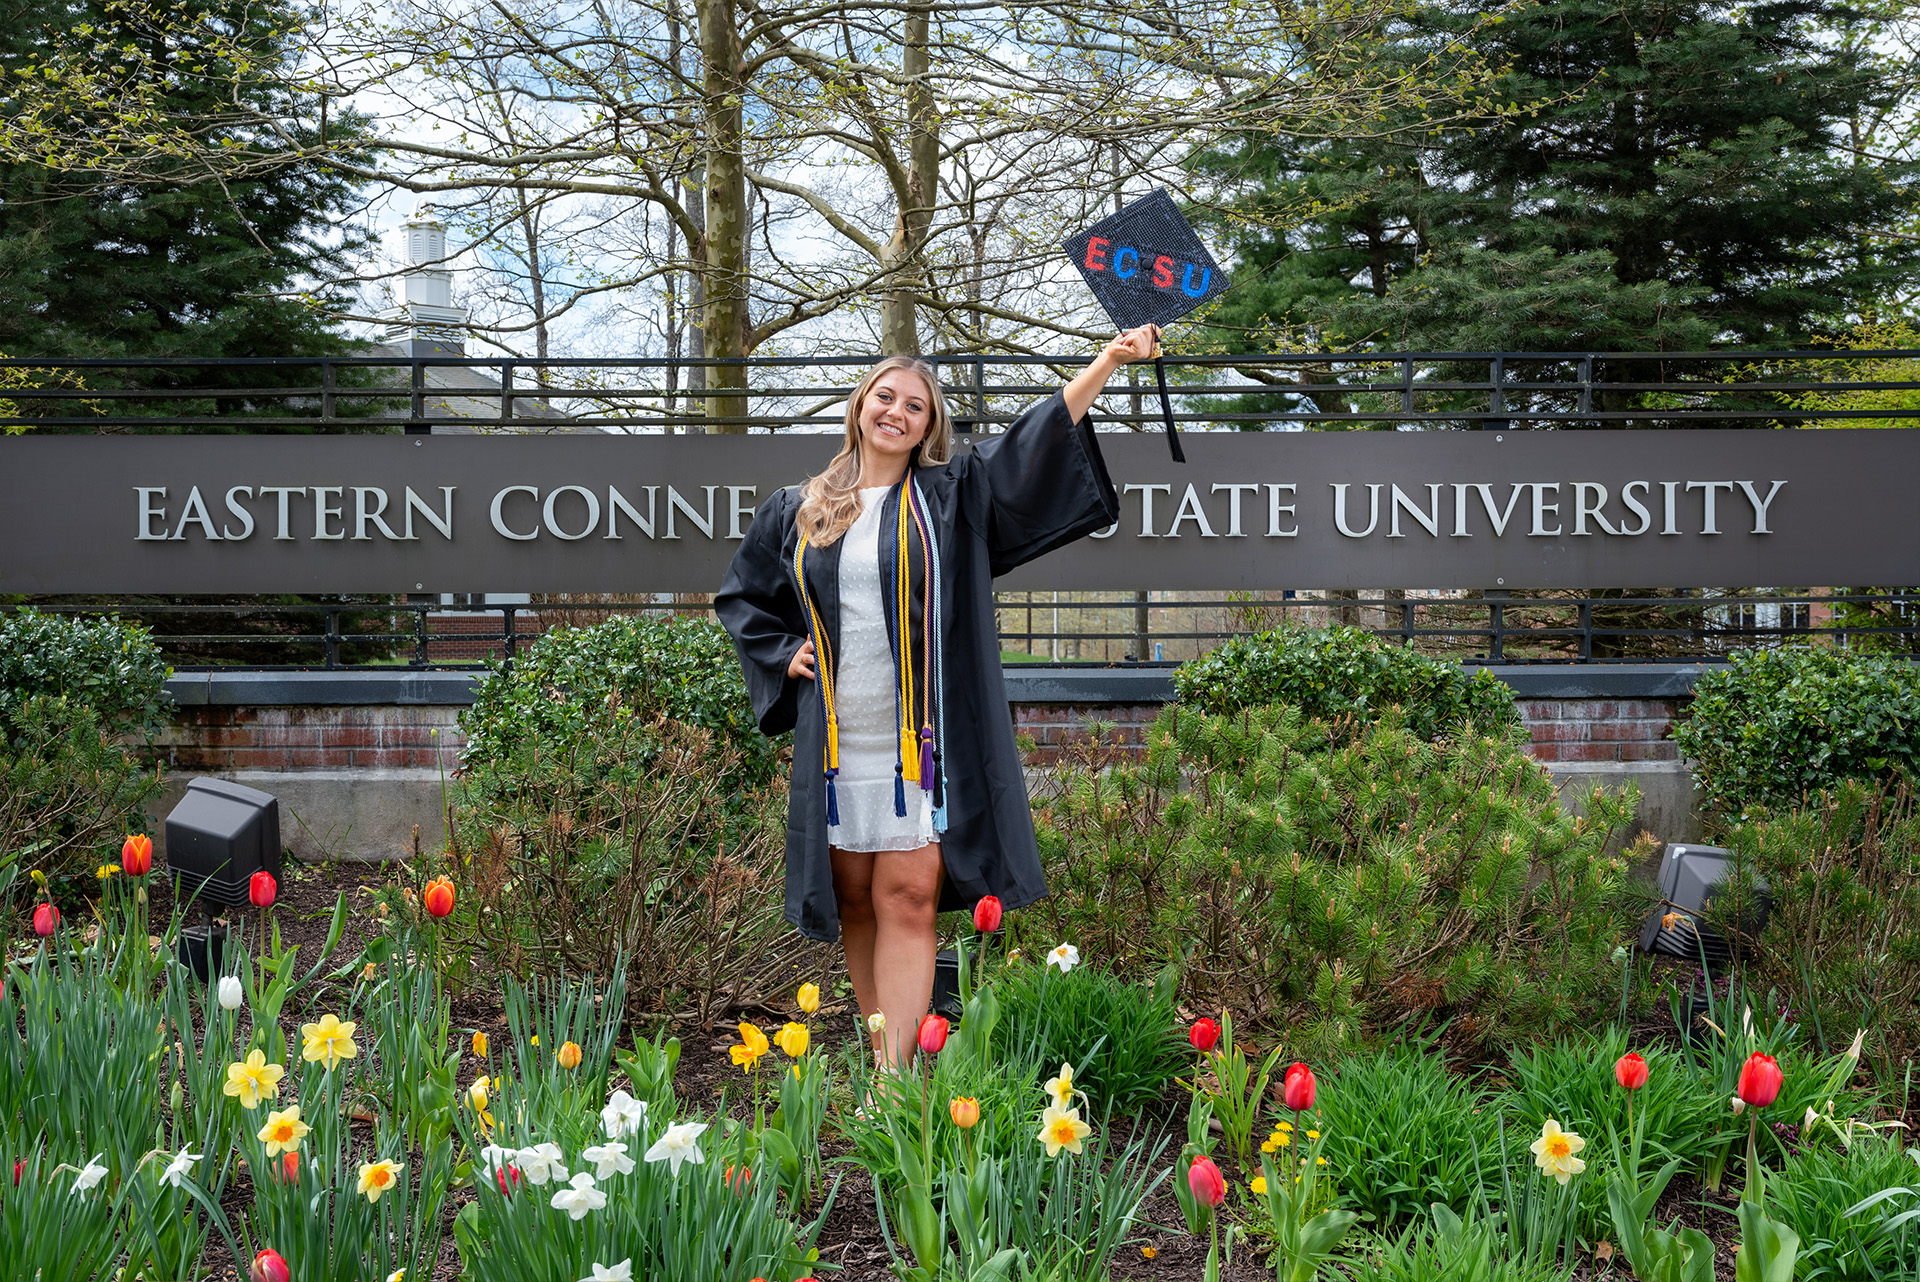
xmin=697 ymin=0 xmax=749 ymax=429
xmin=879 ymin=1 xmax=937 ymax=355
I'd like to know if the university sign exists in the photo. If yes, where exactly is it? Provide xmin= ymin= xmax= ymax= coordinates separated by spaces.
xmin=1 ymin=429 xmax=1915 ymax=593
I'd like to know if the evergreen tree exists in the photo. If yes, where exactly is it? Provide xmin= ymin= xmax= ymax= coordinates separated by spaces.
xmin=1200 ymin=0 xmax=1920 ymax=359
xmin=0 ymin=0 xmax=374 ymax=428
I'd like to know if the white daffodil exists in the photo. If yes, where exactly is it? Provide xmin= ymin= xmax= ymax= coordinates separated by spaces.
xmin=580 ymin=1141 xmax=635 ymax=1180
xmin=643 ymin=1120 xmax=708 ymax=1175
xmin=599 ymin=1089 xmax=648 ymax=1140
xmin=514 ymin=1142 xmax=568 ymax=1186
xmin=71 ymin=1155 xmax=109 ymax=1195
xmin=216 ymin=975 xmax=244 ymax=1011
xmin=579 ymin=1261 xmax=633 ymax=1282
xmin=548 ymin=1171 xmax=606 ymax=1221
xmin=479 ymin=1143 xmax=516 ymax=1173
xmin=1046 ymin=942 xmax=1080 ymax=973
xmin=160 ymin=1147 xmax=203 ymax=1189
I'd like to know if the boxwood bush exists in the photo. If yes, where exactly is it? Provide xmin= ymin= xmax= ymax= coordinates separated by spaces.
xmin=1671 ymin=646 xmax=1920 ymax=817
xmin=0 ymin=609 xmax=172 ymax=739
xmin=458 ymin=614 xmax=779 ymax=787
xmin=1175 ymin=624 xmax=1519 ymax=740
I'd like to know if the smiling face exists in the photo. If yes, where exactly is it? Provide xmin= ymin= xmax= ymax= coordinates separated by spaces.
xmin=856 ymin=368 xmax=934 ymax=472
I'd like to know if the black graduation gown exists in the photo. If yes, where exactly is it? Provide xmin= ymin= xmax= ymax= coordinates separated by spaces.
xmin=715 ymin=390 xmax=1120 ymax=942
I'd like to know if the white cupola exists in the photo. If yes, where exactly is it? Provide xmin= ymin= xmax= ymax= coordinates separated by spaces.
xmin=381 ymin=206 xmax=468 ymax=352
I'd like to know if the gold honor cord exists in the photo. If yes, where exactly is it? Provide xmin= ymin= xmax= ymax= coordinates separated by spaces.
xmin=792 ymin=534 xmax=841 ymax=825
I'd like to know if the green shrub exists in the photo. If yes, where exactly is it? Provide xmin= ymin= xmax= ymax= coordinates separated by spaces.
xmin=0 ymin=696 xmax=163 ymax=902
xmin=0 ymin=608 xmax=172 ymax=739
xmin=1027 ymin=704 xmax=1650 ymax=1049
xmin=1317 ymin=1043 xmax=1498 ymax=1224
xmin=993 ymin=959 xmax=1186 ymax=1112
xmin=1174 ymin=624 xmax=1519 ymax=740
xmin=1769 ymin=1135 xmax=1920 ymax=1281
xmin=1672 ymin=646 xmax=1920 ymax=818
xmin=458 ymin=614 xmax=778 ymax=788
xmin=1712 ymin=780 xmax=1920 ymax=1066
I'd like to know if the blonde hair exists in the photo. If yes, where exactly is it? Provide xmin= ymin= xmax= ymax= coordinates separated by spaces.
xmin=795 ymin=357 xmax=953 ymax=546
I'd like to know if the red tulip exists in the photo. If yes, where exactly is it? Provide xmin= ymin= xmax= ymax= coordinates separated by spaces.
xmin=1283 ymin=1062 xmax=1316 ymax=1112
xmin=917 ymin=1014 xmax=949 ymax=1055
xmin=11 ymin=1158 xmax=21 ymax=1185
xmin=1187 ymin=1154 xmax=1226 ymax=1208
xmin=1189 ymin=1018 xmax=1221 ymax=1053
xmin=1737 ymin=1052 xmax=1783 ymax=1109
xmin=31 ymin=903 xmax=58 ymax=937
xmin=422 ymin=876 xmax=456 ymax=919
xmin=972 ymin=895 xmax=1003 ymax=933
xmin=249 ymin=870 xmax=277 ymax=908
xmin=275 ymin=1152 xmax=300 ymax=1184
xmin=121 ymin=833 xmax=153 ymax=877
xmin=1615 ymin=1051 xmax=1649 ymax=1091
xmin=250 ymin=1248 xmax=292 ymax=1282
xmin=495 ymin=1163 xmax=522 ymax=1197
xmin=725 ymin=1163 xmax=752 ymax=1193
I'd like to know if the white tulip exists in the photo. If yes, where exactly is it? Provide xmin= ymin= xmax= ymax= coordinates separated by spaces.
xmin=548 ymin=1171 xmax=606 ymax=1221
xmin=642 ymin=1121 xmax=708 ymax=1175
xmin=217 ymin=976 xmax=243 ymax=1011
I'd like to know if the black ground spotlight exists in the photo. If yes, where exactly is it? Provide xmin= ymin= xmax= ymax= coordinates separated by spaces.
xmin=1638 ymin=843 xmax=1772 ymax=967
xmin=164 ymin=777 xmax=283 ymax=911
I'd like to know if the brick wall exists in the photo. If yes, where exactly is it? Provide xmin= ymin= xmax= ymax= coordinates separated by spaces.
xmin=1517 ymin=698 xmax=1684 ymax=765
xmin=151 ymin=705 xmax=466 ymax=772
xmin=146 ymin=696 xmax=1688 ymax=772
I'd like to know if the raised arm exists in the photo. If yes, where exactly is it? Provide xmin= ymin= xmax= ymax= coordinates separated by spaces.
xmin=1060 ymin=324 xmax=1162 ymax=423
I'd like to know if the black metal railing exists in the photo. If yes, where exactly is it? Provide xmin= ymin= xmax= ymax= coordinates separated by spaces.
xmin=2 ymin=349 xmax=1918 ymax=432
xmin=8 ymin=591 xmax=1919 ymax=671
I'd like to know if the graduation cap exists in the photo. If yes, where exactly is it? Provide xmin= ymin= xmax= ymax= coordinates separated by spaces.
xmin=1062 ymin=188 xmax=1228 ymax=462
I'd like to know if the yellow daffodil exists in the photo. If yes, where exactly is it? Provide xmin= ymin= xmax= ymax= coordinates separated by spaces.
xmin=258 ymin=1105 xmax=310 ymax=1157
xmin=1250 ymin=1176 xmax=1268 ymax=1194
xmin=730 ymin=1022 xmax=769 ymax=1072
xmin=1529 ymin=1118 xmax=1587 ymax=1185
xmin=1043 ymin=1062 xmax=1078 ymax=1111
xmin=300 ymin=1013 xmax=358 ymax=1071
xmin=1036 ymin=1104 xmax=1092 ymax=1157
xmin=222 ymin=1049 xmax=285 ymax=1111
xmin=357 ymin=1158 xmax=404 ymax=1203
xmin=775 ymin=1021 xmax=810 ymax=1057
xmin=387 ymin=1270 xmax=406 ymax=1282
xmin=797 ymin=982 xmax=820 ymax=1014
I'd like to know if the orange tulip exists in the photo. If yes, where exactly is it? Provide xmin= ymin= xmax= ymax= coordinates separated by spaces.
xmin=422 ymin=876 xmax=456 ymax=919
xmin=121 ymin=833 xmax=153 ymax=876
xmin=557 ymin=1040 xmax=583 ymax=1070
xmin=949 ymin=1097 xmax=980 ymax=1129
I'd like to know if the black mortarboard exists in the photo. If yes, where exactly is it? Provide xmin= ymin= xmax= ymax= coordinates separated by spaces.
xmin=1063 ymin=189 xmax=1227 ymax=462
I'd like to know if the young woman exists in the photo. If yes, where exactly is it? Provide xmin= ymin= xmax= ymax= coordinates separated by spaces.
xmin=716 ymin=325 xmax=1159 ymax=1069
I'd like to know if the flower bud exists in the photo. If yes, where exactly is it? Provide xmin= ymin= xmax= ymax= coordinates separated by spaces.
xmin=250 ymin=1248 xmax=292 ymax=1282
xmin=949 ymin=1097 xmax=980 ymax=1129
xmin=218 ymin=976 xmax=244 ymax=1012
xmin=249 ymin=870 xmax=277 ymax=908
xmin=121 ymin=833 xmax=153 ymax=877
xmin=557 ymin=1040 xmax=583 ymax=1070
xmin=1187 ymin=1155 xmax=1226 ymax=1209
xmin=972 ymin=895 xmax=1003 ymax=934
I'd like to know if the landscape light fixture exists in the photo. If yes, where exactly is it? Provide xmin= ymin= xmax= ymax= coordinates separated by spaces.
xmin=164 ymin=777 xmax=283 ymax=911
xmin=1638 ymin=843 xmax=1771 ymax=967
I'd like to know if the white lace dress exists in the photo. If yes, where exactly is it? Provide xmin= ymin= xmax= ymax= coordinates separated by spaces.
xmin=831 ymin=486 xmax=938 ymax=852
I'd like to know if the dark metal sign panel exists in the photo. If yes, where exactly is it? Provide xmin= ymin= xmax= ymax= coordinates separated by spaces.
xmin=1 ymin=429 xmax=1913 ymax=592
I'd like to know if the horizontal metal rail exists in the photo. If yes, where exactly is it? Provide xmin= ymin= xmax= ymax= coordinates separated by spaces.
xmin=2 ymin=350 xmax=1918 ymax=432
xmin=9 ymin=591 xmax=1919 ymax=672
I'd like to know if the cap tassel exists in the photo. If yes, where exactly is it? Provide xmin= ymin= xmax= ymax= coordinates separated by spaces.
xmin=824 ymin=768 xmax=841 ymax=827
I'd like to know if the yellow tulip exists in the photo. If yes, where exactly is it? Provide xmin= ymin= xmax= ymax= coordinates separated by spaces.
xmin=471 ymin=1030 xmax=489 ymax=1059
xmin=775 ymin=1021 xmax=810 ymax=1058
xmin=797 ymin=982 xmax=820 ymax=1014
xmin=557 ymin=1040 xmax=583 ymax=1070
xmin=730 ymin=1022 xmax=770 ymax=1072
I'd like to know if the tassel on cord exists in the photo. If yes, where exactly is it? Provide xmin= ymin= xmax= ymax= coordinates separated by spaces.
xmin=825 ymin=768 xmax=840 ymax=826
xmin=894 ymin=765 xmax=908 ymax=818
xmin=919 ymin=727 xmax=935 ymax=791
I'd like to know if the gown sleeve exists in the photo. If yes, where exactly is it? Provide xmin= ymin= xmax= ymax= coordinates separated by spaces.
xmin=959 ymin=389 xmax=1121 ymax=577
xmin=714 ymin=488 xmax=808 ymax=737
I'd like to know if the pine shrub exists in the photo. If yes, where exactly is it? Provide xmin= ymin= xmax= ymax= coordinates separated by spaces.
xmin=1027 ymin=704 xmax=1651 ymax=1050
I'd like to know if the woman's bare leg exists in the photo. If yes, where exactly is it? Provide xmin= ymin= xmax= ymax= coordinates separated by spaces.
xmin=831 ymin=842 xmax=944 ymax=1071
